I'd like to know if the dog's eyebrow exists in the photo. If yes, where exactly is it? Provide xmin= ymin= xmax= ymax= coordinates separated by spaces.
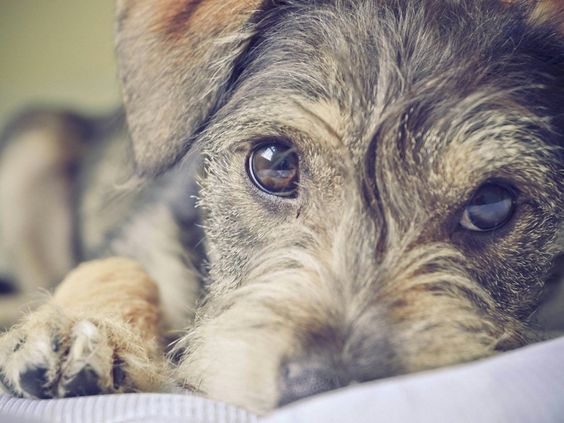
xmin=291 ymin=99 xmax=342 ymax=143
xmin=222 ymin=97 xmax=349 ymax=150
xmin=290 ymin=98 xmax=362 ymax=182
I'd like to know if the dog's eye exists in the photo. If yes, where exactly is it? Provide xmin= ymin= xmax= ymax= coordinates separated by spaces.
xmin=248 ymin=142 xmax=299 ymax=197
xmin=460 ymin=184 xmax=516 ymax=232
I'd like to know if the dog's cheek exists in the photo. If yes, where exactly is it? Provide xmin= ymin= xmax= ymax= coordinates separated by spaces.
xmin=200 ymin=155 xmax=298 ymax=286
xmin=387 ymin=291 xmax=505 ymax=371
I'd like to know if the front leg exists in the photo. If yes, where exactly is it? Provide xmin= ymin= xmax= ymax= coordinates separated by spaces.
xmin=0 ymin=257 xmax=169 ymax=398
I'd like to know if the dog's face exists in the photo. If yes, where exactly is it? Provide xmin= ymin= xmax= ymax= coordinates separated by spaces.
xmin=117 ymin=0 xmax=564 ymax=413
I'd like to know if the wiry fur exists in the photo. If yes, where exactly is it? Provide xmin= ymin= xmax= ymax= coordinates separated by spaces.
xmin=0 ymin=0 xmax=563 ymax=414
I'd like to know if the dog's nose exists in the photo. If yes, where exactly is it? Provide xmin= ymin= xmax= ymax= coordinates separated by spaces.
xmin=278 ymin=359 xmax=347 ymax=406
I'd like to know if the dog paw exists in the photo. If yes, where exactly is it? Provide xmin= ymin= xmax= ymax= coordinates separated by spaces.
xmin=0 ymin=306 xmax=162 ymax=399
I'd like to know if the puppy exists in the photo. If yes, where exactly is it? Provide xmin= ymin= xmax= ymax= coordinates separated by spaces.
xmin=0 ymin=0 xmax=563 ymax=414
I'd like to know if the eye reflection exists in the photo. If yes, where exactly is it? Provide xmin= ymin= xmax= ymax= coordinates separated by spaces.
xmin=460 ymin=183 xmax=516 ymax=232
xmin=248 ymin=142 xmax=299 ymax=197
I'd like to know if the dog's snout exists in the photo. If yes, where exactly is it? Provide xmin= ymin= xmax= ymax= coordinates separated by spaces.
xmin=278 ymin=359 xmax=346 ymax=406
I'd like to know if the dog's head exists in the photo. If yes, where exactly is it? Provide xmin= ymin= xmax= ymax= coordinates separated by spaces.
xmin=116 ymin=0 xmax=564 ymax=413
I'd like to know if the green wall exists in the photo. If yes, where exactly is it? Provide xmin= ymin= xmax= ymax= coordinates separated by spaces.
xmin=0 ymin=0 xmax=119 ymax=127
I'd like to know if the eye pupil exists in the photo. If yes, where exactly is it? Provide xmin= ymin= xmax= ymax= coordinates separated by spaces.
xmin=461 ymin=184 xmax=516 ymax=232
xmin=248 ymin=141 xmax=299 ymax=197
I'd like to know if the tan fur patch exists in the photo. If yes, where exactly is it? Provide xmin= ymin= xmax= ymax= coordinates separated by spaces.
xmin=144 ymin=0 xmax=263 ymax=39
xmin=502 ymin=0 xmax=564 ymax=30
xmin=533 ymin=0 xmax=564 ymax=31
xmin=54 ymin=258 xmax=161 ymax=339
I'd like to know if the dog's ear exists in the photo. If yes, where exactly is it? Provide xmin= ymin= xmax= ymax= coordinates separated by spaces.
xmin=115 ymin=0 xmax=265 ymax=175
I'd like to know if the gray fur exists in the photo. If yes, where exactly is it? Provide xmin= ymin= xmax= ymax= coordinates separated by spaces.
xmin=173 ymin=0 xmax=564 ymax=410
xmin=0 ymin=0 xmax=563 ymax=414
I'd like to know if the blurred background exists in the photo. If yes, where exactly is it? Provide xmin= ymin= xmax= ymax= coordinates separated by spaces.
xmin=0 ymin=0 xmax=119 ymax=128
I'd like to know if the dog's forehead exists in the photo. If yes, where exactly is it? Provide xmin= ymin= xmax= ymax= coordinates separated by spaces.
xmin=221 ymin=1 xmax=559 ymax=165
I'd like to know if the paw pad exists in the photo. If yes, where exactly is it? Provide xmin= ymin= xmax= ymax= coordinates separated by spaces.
xmin=19 ymin=366 xmax=52 ymax=399
xmin=63 ymin=366 xmax=102 ymax=397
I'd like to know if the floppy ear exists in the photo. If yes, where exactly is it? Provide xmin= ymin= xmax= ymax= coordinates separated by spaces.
xmin=115 ymin=0 xmax=264 ymax=175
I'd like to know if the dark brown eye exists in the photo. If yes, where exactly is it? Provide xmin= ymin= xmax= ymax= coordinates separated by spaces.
xmin=248 ymin=142 xmax=299 ymax=197
xmin=460 ymin=183 xmax=516 ymax=232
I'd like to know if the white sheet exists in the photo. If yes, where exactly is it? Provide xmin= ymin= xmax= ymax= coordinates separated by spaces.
xmin=1 ymin=336 xmax=563 ymax=423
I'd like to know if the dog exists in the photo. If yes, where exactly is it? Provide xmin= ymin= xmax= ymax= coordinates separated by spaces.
xmin=0 ymin=0 xmax=563 ymax=414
